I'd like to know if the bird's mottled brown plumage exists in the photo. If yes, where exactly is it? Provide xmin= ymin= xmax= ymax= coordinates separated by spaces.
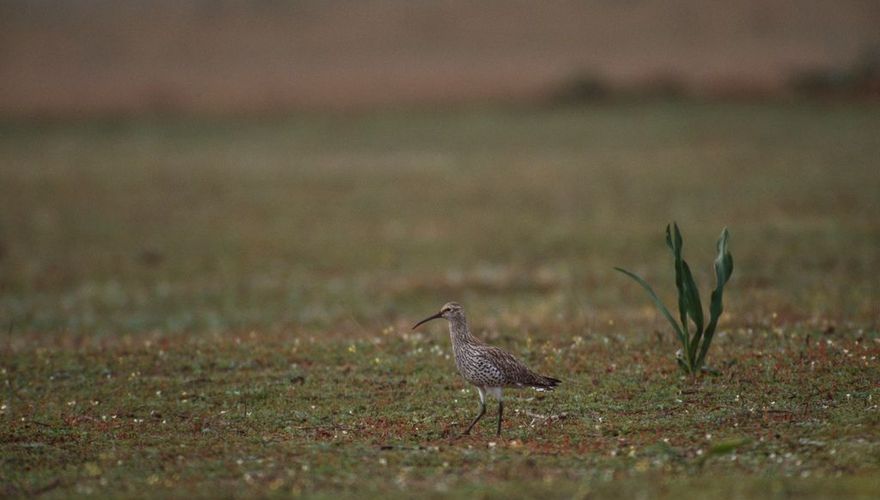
xmin=412 ymin=302 xmax=561 ymax=436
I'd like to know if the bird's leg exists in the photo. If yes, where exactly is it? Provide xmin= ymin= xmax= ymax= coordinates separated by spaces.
xmin=496 ymin=400 xmax=504 ymax=436
xmin=463 ymin=403 xmax=485 ymax=435
xmin=463 ymin=387 xmax=486 ymax=435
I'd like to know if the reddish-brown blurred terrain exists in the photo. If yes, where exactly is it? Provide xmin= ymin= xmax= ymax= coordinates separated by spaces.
xmin=2 ymin=0 xmax=879 ymax=117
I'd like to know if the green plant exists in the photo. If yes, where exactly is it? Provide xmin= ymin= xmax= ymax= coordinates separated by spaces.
xmin=615 ymin=224 xmax=734 ymax=374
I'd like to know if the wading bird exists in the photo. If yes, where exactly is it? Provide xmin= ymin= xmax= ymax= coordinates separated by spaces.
xmin=413 ymin=302 xmax=560 ymax=436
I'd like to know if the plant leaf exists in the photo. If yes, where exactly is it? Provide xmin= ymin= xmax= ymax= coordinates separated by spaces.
xmin=682 ymin=259 xmax=704 ymax=361
xmin=677 ymin=356 xmax=690 ymax=373
xmin=666 ymin=223 xmax=691 ymax=353
xmin=696 ymin=227 xmax=734 ymax=369
xmin=614 ymin=267 xmax=688 ymax=351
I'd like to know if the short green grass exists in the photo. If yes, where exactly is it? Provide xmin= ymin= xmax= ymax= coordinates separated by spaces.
xmin=2 ymin=101 xmax=879 ymax=497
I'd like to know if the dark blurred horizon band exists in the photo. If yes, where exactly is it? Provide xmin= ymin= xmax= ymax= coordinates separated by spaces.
xmin=1 ymin=0 xmax=879 ymax=119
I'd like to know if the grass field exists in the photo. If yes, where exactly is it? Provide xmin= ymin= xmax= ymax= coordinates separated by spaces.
xmin=2 ymin=102 xmax=879 ymax=497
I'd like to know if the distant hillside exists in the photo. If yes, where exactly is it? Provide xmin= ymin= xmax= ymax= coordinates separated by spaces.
xmin=1 ymin=0 xmax=879 ymax=117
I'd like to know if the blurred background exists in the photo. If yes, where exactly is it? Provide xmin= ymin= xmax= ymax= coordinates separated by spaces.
xmin=1 ymin=0 xmax=879 ymax=340
xmin=2 ymin=0 xmax=879 ymax=117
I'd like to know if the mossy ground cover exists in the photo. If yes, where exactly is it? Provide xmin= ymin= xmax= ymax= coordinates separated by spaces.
xmin=2 ymin=102 xmax=879 ymax=497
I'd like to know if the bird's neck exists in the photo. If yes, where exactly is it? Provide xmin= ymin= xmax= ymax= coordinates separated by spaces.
xmin=448 ymin=317 xmax=478 ymax=347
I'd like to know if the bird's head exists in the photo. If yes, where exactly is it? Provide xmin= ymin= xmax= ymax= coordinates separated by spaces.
xmin=412 ymin=302 xmax=464 ymax=330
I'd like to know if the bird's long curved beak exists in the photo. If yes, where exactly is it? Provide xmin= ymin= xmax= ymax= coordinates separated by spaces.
xmin=412 ymin=311 xmax=443 ymax=330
